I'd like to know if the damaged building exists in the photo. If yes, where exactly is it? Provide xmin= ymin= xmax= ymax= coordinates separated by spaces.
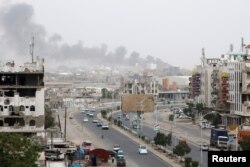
xmin=0 ymin=57 xmax=45 ymax=133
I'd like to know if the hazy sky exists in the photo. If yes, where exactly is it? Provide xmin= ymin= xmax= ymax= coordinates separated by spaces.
xmin=1 ymin=0 xmax=250 ymax=69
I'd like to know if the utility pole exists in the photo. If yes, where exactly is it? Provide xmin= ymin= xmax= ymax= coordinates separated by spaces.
xmin=29 ymin=36 xmax=34 ymax=63
xmin=64 ymin=107 xmax=67 ymax=141
xmin=57 ymin=114 xmax=62 ymax=138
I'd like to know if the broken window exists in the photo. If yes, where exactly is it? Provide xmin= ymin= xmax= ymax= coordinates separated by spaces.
xmin=0 ymin=105 xmax=3 ymax=111
xmin=4 ymin=118 xmax=25 ymax=126
xmin=4 ymin=91 xmax=14 ymax=97
xmin=29 ymin=120 xmax=36 ymax=126
xmin=18 ymin=89 xmax=36 ymax=97
xmin=30 ymin=105 xmax=35 ymax=111
xmin=0 ymin=74 xmax=16 ymax=85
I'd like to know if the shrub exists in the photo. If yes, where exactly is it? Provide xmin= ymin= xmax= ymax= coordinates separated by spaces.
xmin=185 ymin=157 xmax=192 ymax=167
xmin=191 ymin=161 xmax=199 ymax=167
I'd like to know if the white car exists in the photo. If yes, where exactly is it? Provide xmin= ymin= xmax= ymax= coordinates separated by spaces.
xmin=200 ymin=143 xmax=209 ymax=151
xmin=102 ymin=124 xmax=109 ymax=130
xmin=138 ymin=145 xmax=148 ymax=154
xmin=92 ymin=119 xmax=98 ymax=123
xmin=113 ymin=144 xmax=120 ymax=152
xmin=83 ymin=117 xmax=88 ymax=122
xmin=88 ymin=113 xmax=94 ymax=117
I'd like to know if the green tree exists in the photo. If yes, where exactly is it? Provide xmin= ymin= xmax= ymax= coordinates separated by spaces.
xmin=45 ymin=105 xmax=55 ymax=129
xmin=203 ymin=113 xmax=221 ymax=128
xmin=166 ymin=133 xmax=172 ymax=146
xmin=0 ymin=133 xmax=40 ymax=167
xmin=169 ymin=114 xmax=174 ymax=121
xmin=191 ymin=161 xmax=199 ymax=167
xmin=240 ymin=137 xmax=250 ymax=150
xmin=185 ymin=157 xmax=192 ymax=167
xmin=196 ymin=103 xmax=204 ymax=113
xmin=173 ymin=142 xmax=191 ymax=159
xmin=114 ymin=119 xmax=118 ymax=125
xmin=183 ymin=108 xmax=189 ymax=115
xmin=101 ymin=110 xmax=107 ymax=118
xmin=154 ymin=132 xmax=167 ymax=146
xmin=187 ymin=103 xmax=194 ymax=110
xmin=117 ymin=120 xmax=122 ymax=127
xmin=212 ymin=115 xmax=221 ymax=128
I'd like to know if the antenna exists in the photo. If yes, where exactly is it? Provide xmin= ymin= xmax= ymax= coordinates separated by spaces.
xmin=29 ymin=36 xmax=34 ymax=63
xmin=201 ymin=48 xmax=205 ymax=66
xmin=241 ymin=37 xmax=244 ymax=52
xmin=202 ymin=48 xmax=205 ymax=58
xmin=230 ymin=44 xmax=233 ymax=52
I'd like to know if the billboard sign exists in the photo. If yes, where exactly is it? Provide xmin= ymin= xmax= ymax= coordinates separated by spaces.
xmin=121 ymin=94 xmax=155 ymax=112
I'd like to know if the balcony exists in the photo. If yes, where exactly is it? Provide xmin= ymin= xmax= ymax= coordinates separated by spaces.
xmin=241 ymin=105 xmax=250 ymax=116
xmin=242 ymin=84 xmax=250 ymax=94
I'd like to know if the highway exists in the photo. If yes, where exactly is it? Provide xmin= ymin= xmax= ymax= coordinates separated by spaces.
xmin=114 ymin=112 xmax=208 ymax=167
xmin=73 ymin=110 xmax=171 ymax=167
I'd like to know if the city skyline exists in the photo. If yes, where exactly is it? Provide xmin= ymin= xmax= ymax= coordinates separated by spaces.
xmin=1 ymin=0 xmax=250 ymax=70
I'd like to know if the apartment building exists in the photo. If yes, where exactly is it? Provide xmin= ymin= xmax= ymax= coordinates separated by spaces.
xmin=0 ymin=57 xmax=45 ymax=133
xmin=123 ymin=74 xmax=158 ymax=95
xmin=190 ymin=44 xmax=250 ymax=127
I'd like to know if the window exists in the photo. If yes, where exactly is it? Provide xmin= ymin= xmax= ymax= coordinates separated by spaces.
xmin=26 ymin=106 xmax=29 ymax=109
xmin=30 ymin=105 xmax=35 ymax=111
xmin=9 ymin=105 xmax=14 ymax=112
xmin=29 ymin=120 xmax=36 ymax=126
xmin=0 ymin=105 xmax=3 ymax=112
xmin=20 ymin=105 xmax=25 ymax=111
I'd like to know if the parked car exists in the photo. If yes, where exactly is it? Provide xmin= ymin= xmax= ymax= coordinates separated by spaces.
xmin=138 ymin=145 xmax=148 ymax=154
xmin=178 ymin=115 xmax=191 ymax=119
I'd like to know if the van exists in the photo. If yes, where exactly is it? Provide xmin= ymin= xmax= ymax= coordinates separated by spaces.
xmin=45 ymin=148 xmax=65 ymax=160
xmin=199 ymin=120 xmax=209 ymax=128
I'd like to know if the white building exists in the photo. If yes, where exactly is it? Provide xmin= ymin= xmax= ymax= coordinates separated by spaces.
xmin=0 ymin=57 xmax=45 ymax=133
xmin=124 ymin=74 xmax=158 ymax=96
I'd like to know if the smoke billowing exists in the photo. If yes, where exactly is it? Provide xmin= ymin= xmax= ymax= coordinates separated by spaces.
xmin=0 ymin=3 xmax=169 ymax=70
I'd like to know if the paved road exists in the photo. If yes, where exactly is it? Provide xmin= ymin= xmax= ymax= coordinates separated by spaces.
xmin=74 ymin=110 xmax=171 ymax=167
xmin=114 ymin=112 xmax=208 ymax=167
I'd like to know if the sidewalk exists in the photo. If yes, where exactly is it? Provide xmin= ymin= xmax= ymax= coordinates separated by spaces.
xmin=97 ymin=112 xmax=182 ymax=167
xmin=143 ymin=111 xmax=213 ymax=146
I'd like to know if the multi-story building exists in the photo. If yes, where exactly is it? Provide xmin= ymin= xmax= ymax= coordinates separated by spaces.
xmin=123 ymin=74 xmax=158 ymax=95
xmin=0 ymin=57 xmax=45 ymax=133
xmin=189 ymin=66 xmax=201 ymax=101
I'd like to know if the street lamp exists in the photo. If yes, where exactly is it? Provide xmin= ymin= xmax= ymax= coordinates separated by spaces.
xmin=200 ymin=111 xmax=216 ymax=167
xmin=235 ymin=119 xmax=250 ymax=151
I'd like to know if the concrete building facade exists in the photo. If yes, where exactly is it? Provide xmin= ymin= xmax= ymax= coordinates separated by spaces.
xmin=0 ymin=58 xmax=45 ymax=133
